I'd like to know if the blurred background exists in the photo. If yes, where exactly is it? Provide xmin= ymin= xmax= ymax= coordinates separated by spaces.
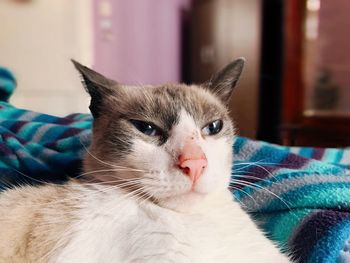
xmin=1 ymin=0 xmax=350 ymax=147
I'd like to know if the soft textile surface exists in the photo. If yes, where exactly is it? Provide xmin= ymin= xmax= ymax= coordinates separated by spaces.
xmin=1 ymin=71 xmax=350 ymax=262
xmin=0 ymin=67 xmax=16 ymax=103
xmin=233 ymin=137 xmax=350 ymax=263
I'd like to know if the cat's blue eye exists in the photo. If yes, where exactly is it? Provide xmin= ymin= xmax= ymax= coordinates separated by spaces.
xmin=202 ymin=119 xmax=223 ymax=136
xmin=130 ymin=120 xmax=161 ymax=137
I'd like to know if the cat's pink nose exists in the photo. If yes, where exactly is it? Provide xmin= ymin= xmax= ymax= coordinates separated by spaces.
xmin=178 ymin=143 xmax=207 ymax=183
xmin=178 ymin=159 xmax=208 ymax=183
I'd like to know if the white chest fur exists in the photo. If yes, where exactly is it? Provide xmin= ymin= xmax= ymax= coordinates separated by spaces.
xmin=50 ymin=185 xmax=289 ymax=263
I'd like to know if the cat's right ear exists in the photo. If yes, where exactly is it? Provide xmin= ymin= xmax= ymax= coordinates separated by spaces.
xmin=71 ymin=60 xmax=117 ymax=118
xmin=206 ymin=58 xmax=245 ymax=104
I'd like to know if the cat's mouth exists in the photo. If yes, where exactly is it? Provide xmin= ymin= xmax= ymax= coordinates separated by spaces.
xmin=184 ymin=189 xmax=207 ymax=199
xmin=161 ymin=178 xmax=210 ymax=208
xmin=156 ymin=191 xmax=207 ymax=212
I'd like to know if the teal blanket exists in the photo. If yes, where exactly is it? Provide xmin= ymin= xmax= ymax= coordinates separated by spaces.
xmin=1 ymin=69 xmax=350 ymax=262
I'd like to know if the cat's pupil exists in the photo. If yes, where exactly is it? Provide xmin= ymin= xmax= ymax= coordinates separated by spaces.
xmin=202 ymin=119 xmax=223 ymax=136
xmin=130 ymin=120 xmax=160 ymax=136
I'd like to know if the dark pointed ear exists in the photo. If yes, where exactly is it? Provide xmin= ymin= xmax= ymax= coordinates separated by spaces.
xmin=71 ymin=59 xmax=117 ymax=118
xmin=206 ymin=58 xmax=245 ymax=104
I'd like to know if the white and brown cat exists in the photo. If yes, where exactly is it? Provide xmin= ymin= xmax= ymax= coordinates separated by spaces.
xmin=0 ymin=58 xmax=290 ymax=262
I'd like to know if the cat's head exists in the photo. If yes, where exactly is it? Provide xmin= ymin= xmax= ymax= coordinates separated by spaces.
xmin=73 ymin=58 xmax=244 ymax=211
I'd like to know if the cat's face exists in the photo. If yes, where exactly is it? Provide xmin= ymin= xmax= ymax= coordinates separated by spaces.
xmin=73 ymin=59 xmax=244 ymax=211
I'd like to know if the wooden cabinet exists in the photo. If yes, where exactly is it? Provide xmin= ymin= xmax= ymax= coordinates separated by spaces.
xmin=281 ymin=0 xmax=350 ymax=147
xmin=188 ymin=0 xmax=262 ymax=139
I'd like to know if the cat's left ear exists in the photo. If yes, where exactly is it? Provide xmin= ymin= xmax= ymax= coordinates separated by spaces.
xmin=71 ymin=60 xmax=117 ymax=118
xmin=206 ymin=58 xmax=245 ymax=104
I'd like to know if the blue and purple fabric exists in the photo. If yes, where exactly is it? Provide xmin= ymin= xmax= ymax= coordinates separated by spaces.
xmin=1 ymin=69 xmax=350 ymax=262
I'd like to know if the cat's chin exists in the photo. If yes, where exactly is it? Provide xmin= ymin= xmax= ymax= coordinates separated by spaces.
xmin=157 ymin=191 xmax=207 ymax=212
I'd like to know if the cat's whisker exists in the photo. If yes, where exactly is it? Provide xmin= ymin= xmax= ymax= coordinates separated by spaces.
xmin=28 ymin=179 xmax=155 ymax=209
xmin=231 ymin=179 xmax=292 ymax=210
xmin=80 ymin=173 xmax=156 ymax=185
xmin=234 ymin=170 xmax=274 ymax=175
xmin=233 ymin=163 xmax=276 ymax=179
xmin=80 ymin=140 xmax=117 ymax=168
xmin=10 ymin=168 xmax=68 ymax=188
xmin=82 ymin=182 xmax=141 ymax=191
xmin=233 ymin=161 xmax=282 ymax=172
xmin=83 ymin=188 xmax=150 ymax=216
xmin=83 ymin=182 xmax=145 ymax=195
xmin=231 ymin=174 xmax=283 ymax=186
xmin=234 ymin=158 xmax=276 ymax=164
xmin=229 ymin=188 xmax=249 ymax=209
xmin=85 ymin=179 xmax=156 ymax=198
xmin=47 ymin=189 xmax=152 ymax=224
xmin=246 ymin=163 xmax=276 ymax=178
xmin=42 ymin=222 xmax=78 ymax=260
xmin=123 ymin=186 xmax=148 ymax=199
xmin=8 ymin=168 xmax=149 ymax=196
xmin=105 ymin=173 xmax=155 ymax=180
xmin=229 ymin=185 xmax=257 ymax=209
xmin=74 ymin=168 xmax=146 ymax=180
xmin=234 ymin=160 xmax=281 ymax=166
xmin=68 ymin=186 xmax=139 ymax=208
xmin=81 ymin=178 xmax=147 ymax=186
xmin=132 ymin=190 xmax=154 ymax=206
xmin=80 ymin=140 xmax=147 ymax=172
xmin=13 ymin=181 xmax=146 ymax=209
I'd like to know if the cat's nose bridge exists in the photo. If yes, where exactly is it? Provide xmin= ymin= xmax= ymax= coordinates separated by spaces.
xmin=177 ymin=141 xmax=207 ymax=183
xmin=175 ymin=129 xmax=200 ymax=142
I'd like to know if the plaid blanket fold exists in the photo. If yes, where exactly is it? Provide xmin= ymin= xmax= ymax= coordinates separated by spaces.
xmin=1 ymin=69 xmax=350 ymax=262
xmin=232 ymin=137 xmax=350 ymax=262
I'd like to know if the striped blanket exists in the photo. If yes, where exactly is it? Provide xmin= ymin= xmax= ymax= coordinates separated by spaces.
xmin=1 ymin=70 xmax=350 ymax=262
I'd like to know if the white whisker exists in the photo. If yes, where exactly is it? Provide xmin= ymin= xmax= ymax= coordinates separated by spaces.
xmin=231 ymin=179 xmax=292 ymax=210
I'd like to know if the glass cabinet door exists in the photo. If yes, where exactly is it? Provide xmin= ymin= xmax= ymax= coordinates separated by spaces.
xmin=303 ymin=0 xmax=350 ymax=117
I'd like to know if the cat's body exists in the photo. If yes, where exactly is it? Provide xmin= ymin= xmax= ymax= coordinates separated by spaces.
xmin=0 ymin=182 xmax=287 ymax=263
xmin=0 ymin=59 xmax=290 ymax=262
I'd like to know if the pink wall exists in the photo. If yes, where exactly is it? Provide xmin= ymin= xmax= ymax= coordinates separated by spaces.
xmin=93 ymin=0 xmax=191 ymax=85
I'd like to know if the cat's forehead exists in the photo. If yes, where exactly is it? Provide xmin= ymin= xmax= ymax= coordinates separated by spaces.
xmin=113 ymin=83 xmax=228 ymax=127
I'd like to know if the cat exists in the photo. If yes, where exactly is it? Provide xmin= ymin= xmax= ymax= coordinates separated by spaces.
xmin=0 ymin=58 xmax=290 ymax=263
